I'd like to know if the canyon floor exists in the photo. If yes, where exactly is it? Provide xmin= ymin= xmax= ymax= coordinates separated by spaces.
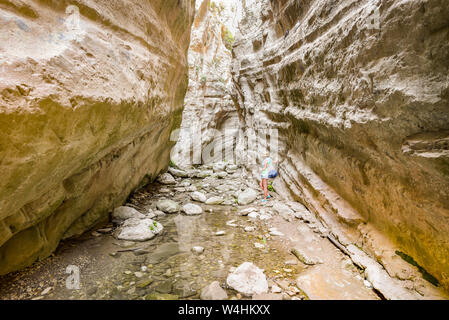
xmin=0 ymin=164 xmax=441 ymax=300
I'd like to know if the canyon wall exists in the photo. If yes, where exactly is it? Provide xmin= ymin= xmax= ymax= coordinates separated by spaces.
xmin=172 ymin=0 xmax=241 ymax=167
xmin=0 ymin=0 xmax=195 ymax=274
xmin=231 ymin=0 xmax=449 ymax=290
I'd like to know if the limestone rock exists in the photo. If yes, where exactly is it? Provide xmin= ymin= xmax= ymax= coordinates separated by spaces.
xmin=157 ymin=173 xmax=177 ymax=185
xmin=168 ymin=167 xmax=189 ymax=178
xmin=182 ymin=203 xmax=203 ymax=216
xmin=156 ymin=200 xmax=180 ymax=214
xmin=191 ymin=191 xmax=207 ymax=203
xmin=112 ymin=206 xmax=145 ymax=222
xmin=0 ymin=1 xmax=195 ymax=275
xmin=238 ymin=189 xmax=258 ymax=205
xmin=206 ymin=197 xmax=224 ymax=205
xmin=115 ymin=218 xmax=163 ymax=242
xmin=200 ymin=281 xmax=228 ymax=300
xmin=226 ymin=262 xmax=269 ymax=297
xmin=231 ymin=0 xmax=449 ymax=290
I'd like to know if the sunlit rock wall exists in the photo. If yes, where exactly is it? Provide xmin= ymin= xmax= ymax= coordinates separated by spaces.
xmin=172 ymin=0 xmax=241 ymax=167
xmin=0 ymin=0 xmax=195 ymax=274
xmin=231 ymin=0 xmax=449 ymax=290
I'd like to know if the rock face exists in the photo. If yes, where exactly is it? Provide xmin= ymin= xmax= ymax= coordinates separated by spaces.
xmin=0 ymin=1 xmax=195 ymax=275
xmin=171 ymin=0 xmax=241 ymax=167
xmin=231 ymin=0 xmax=449 ymax=290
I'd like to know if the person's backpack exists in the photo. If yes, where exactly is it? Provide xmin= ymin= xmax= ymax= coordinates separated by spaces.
xmin=268 ymin=170 xmax=278 ymax=179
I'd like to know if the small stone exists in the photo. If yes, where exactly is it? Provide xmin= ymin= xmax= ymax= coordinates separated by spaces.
xmin=124 ymin=271 xmax=132 ymax=275
xmin=245 ymin=226 xmax=256 ymax=232
xmin=192 ymin=246 xmax=205 ymax=254
xmin=248 ymin=212 xmax=260 ymax=219
xmin=137 ymin=279 xmax=153 ymax=288
xmin=141 ymin=266 xmax=148 ymax=272
xmin=254 ymin=243 xmax=265 ymax=249
xmin=41 ymin=287 xmax=52 ymax=295
xmin=135 ymin=272 xmax=144 ymax=278
xmin=97 ymin=228 xmax=113 ymax=234
xmin=134 ymin=248 xmax=149 ymax=256
xmin=239 ymin=207 xmax=257 ymax=216
xmin=215 ymin=231 xmax=226 ymax=236
xmin=168 ymin=167 xmax=189 ymax=178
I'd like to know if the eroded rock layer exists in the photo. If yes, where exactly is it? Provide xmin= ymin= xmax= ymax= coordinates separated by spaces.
xmin=231 ymin=0 xmax=449 ymax=290
xmin=172 ymin=0 xmax=240 ymax=167
xmin=0 ymin=0 xmax=195 ymax=274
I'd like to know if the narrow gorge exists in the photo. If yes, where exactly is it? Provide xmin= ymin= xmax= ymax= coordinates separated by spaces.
xmin=0 ymin=0 xmax=448 ymax=301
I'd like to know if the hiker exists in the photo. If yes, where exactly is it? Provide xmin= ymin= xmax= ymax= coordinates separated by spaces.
xmin=259 ymin=156 xmax=278 ymax=202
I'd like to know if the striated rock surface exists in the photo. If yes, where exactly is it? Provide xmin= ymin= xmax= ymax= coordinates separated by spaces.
xmin=231 ymin=0 xmax=449 ymax=290
xmin=0 ymin=0 xmax=195 ymax=274
xmin=171 ymin=0 xmax=241 ymax=167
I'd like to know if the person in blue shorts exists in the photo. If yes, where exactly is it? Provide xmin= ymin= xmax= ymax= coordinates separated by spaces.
xmin=259 ymin=156 xmax=278 ymax=202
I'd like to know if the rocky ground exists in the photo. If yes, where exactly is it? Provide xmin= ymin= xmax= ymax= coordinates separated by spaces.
xmin=0 ymin=163 xmax=443 ymax=300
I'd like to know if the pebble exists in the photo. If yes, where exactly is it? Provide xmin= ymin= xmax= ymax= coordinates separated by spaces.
xmin=134 ymin=272 xmax=144 ymax=278
xmin=192 ymin=246 xmax=205 ymax=254
xmin=245 ymin=226 xmax=256 ymax=232
xmin=215 ymin=231 xmax=226 ymax=236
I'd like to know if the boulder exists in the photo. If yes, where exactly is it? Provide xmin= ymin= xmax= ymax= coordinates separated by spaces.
xmin=157 ymin=173 xmax=176 ymax=185
xmin=226 ymin=262 xmax=269 ymax=296
xmin=200 ymin=281 xmax=228 ymax=300
xmin=238 ymin=189 xmax=258 ymax=205
xmin=115 ymin=218 xmax=163 ymax=242
xmin=182 ymin=203 xmax=203 ymax=215
xmin=112 ymin=206 xmax=145 ymax=222
xmin=156 ymin=200 xmax=180 ymax=214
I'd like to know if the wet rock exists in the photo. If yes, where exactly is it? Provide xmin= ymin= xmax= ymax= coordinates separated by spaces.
xmin=206 ymin=197 xmax=224 ymax=205
xmin=137 ymin=279 xmax=153 ymax=288
xmin=157 ymin=173 xmax=177 ymax=185
xmin=145 ymin=293 xmax=178 ymax=300
xmin=115 ymin=218 xmax=163 ymax=242
xmin=133 ymin=248 xmax=150 ymax=256
xmin=200 ymin=281 xmax=228 ymax=300
xmin=173 ymin=282 xmax=198 ymax=299
xmin=156 ymin=200 xmax=180 ymax=214
xmin=227 ymin=262 xmax=269 ymax=297
xmin=168 ymin=167 xmax=189 ymax=178
xmin=154 ymin=210 xmax=166 ymax=217
xmin=112 ymin=206 xmax=145 ymax=222
xmin=147 ymin=243 xmax=180 ymax=265
xmin=182 ymin=203 xmax=203 ymax=215
xmin=238 ymin=188 xmax=258 ymax=205
xmin=155 ymin=281 xmax=173 ymax=294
